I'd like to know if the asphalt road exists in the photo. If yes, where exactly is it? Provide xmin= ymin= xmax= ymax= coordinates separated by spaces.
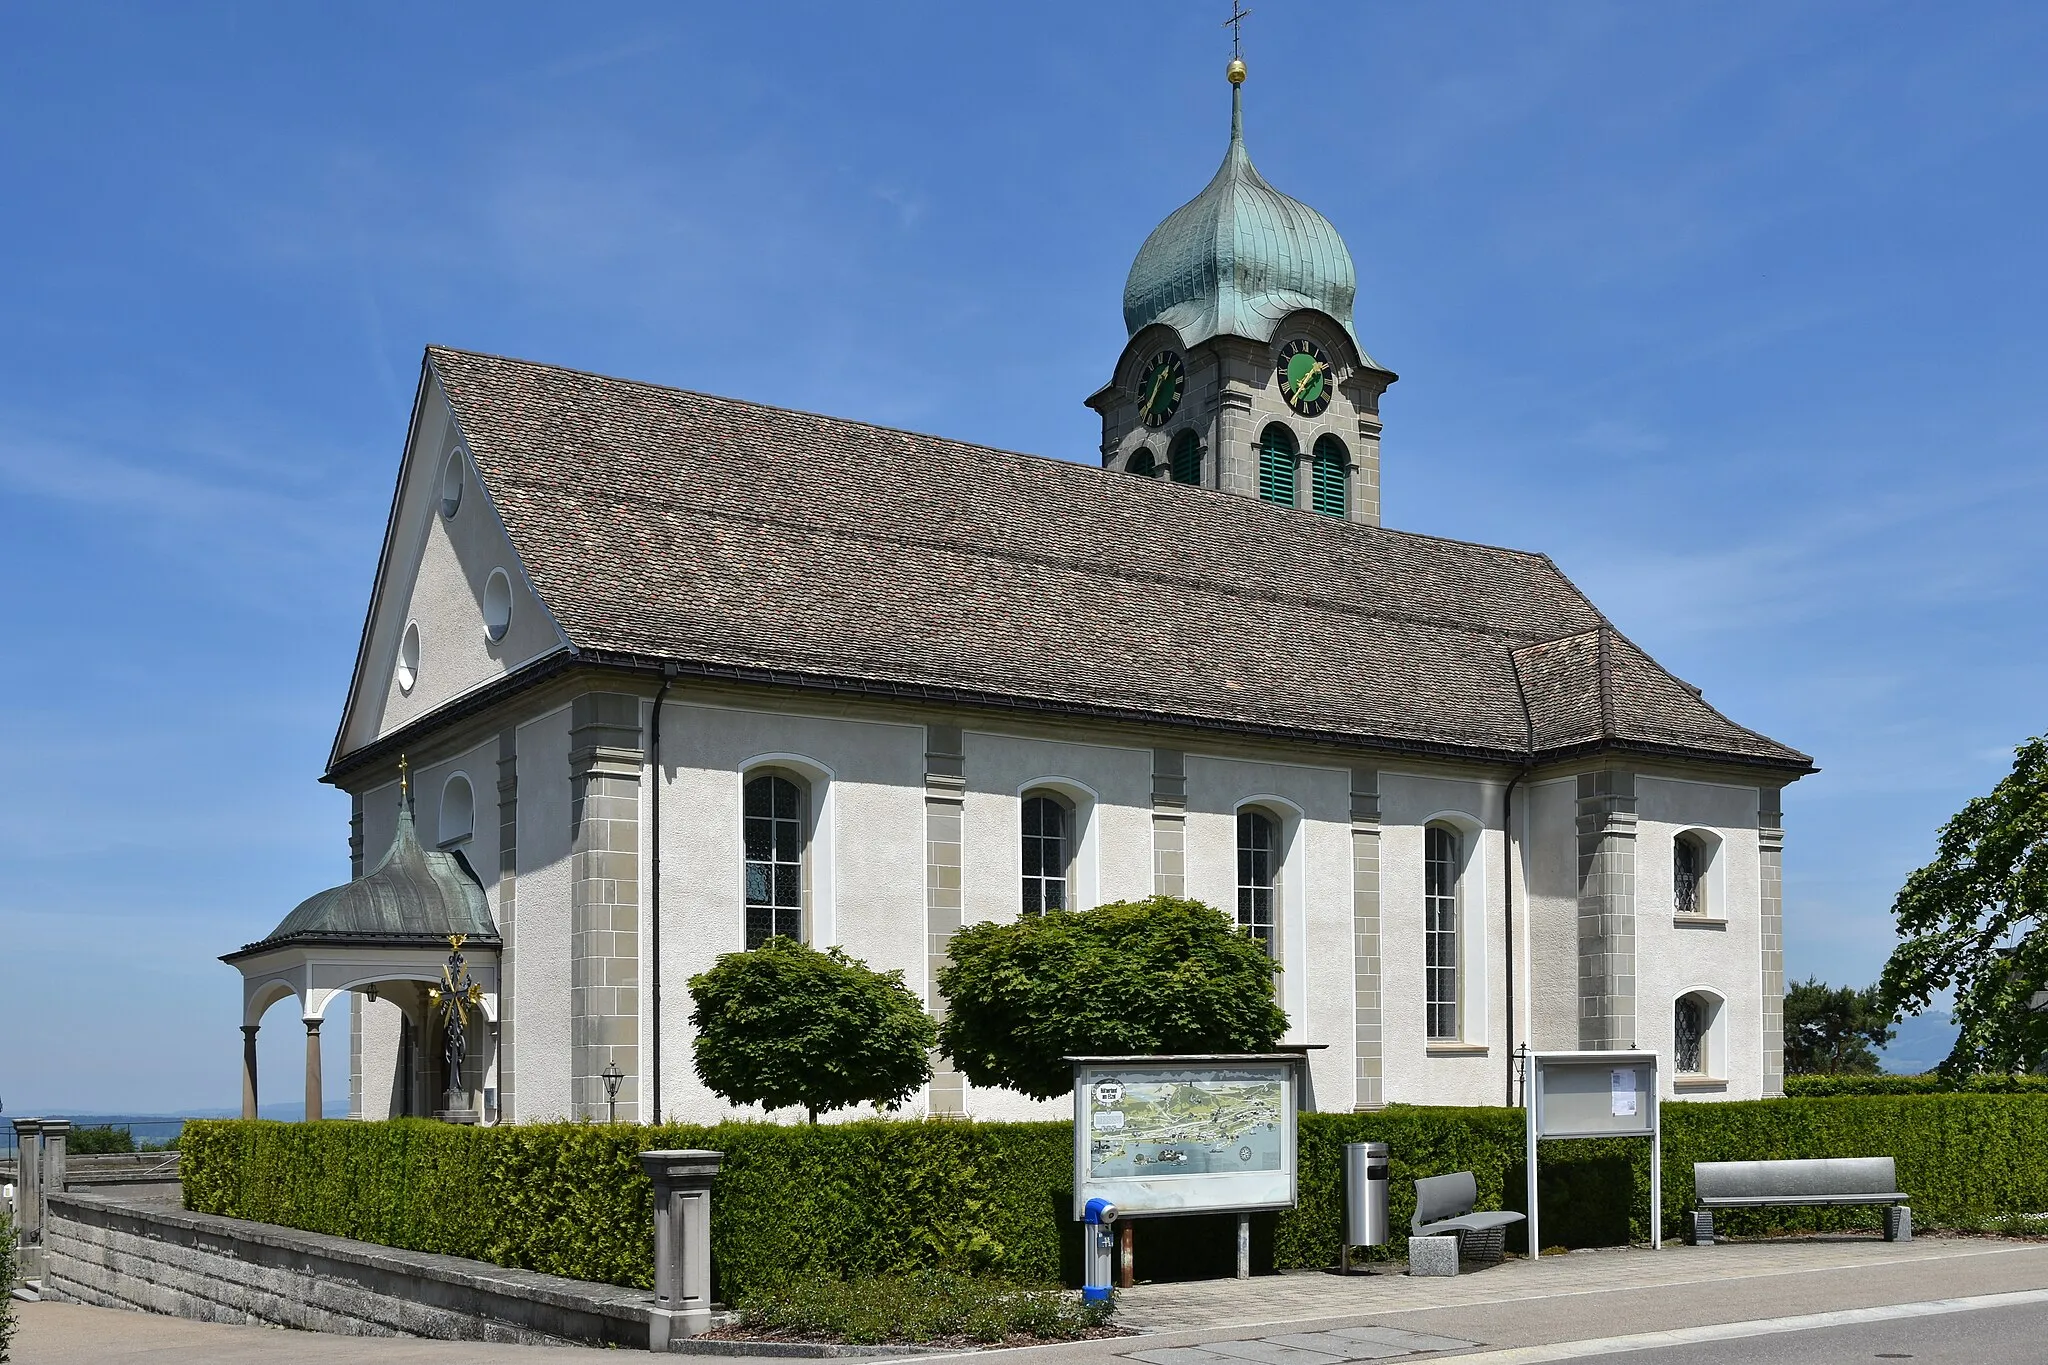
xmin=1507 ymin=1299 xmax=2048 ymax=1363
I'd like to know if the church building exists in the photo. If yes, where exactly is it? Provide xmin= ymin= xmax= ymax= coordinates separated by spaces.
xmin=226 ymin=60 xmax=1812 ymax=1126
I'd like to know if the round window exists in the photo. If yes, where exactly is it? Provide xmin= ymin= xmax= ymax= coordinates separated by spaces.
xmin=483 ymin=568 xmax=513 ymax=642
xmin=397 ymin=621 xmax=421 ymax=693
xmin=440 ymin=449 xmax=465 ymax=518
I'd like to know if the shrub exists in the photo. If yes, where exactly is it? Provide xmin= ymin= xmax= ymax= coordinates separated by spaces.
xmin=688 ymin=939 xmax=936 ymax=1122
xmin=1785 ymin=1073 xmax=2048 ymax=1097
xmin=1 ymin=1208 xmax=15 ymax=1363
xmin=68 ymin=1125 xmax=135 ymax=1155
xmin=732 ymin=1271 xmax=1113 ymax=1344
xmin=937 ymin=897 xmax=1288 ymax=1099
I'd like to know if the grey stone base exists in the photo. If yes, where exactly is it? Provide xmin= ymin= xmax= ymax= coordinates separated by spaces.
xmin=1690 ymin=1210 xmax=1715 ymax=1245
xmin=43 ymin=1190 xmax=663 ymax=1348
xmin=1885 ymin=1206 xmax=1913 ymax=1242
xmin=1407 ymin=1234 xmax=1459 ymax=1277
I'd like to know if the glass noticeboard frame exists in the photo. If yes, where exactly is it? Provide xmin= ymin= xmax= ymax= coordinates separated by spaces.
xmin=1069 ymin=1055 xmax=1301 ymax=1219
xmin=1525 ymin=1049 xmax=1662 ymax=1252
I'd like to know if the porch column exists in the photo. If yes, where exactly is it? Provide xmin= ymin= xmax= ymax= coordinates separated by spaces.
xmin=241 ymin=1024 xmax=260 ymax=1119
xmin=305 ymin=1019 xmax=323 ymax=1122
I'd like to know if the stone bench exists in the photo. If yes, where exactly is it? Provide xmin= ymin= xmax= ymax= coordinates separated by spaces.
xmin=1408 ymin=1171 xmax=1525 ymax=1274
xmin=1691 ymin=1156 xmax=1911 ymax=1245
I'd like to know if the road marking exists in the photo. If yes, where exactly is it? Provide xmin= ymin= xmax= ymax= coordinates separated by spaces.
xmin=1436 ymin=1286 xmax=2048 ymax=1362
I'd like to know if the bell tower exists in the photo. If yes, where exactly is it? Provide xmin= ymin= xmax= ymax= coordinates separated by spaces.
xmin=1085 ymin=57 xmax=1395 ymax=525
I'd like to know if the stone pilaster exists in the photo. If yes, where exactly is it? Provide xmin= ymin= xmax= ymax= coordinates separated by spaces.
xmin=1759 ymin=786 xmax=1786 ymax=1097
xmin=924 ymin=724 xmax=967 ymax=1116
xmin=569 ymin=693 xmax=643 ymax=1123
xmin=1352 ymin=402 xmax=1383 ymax=527
xmin=495 ymin=727 xmax=519 ymax=1121
xmin=1214 ymin=361 xmax=1259 ymax=496
xmin=1351 ymin=767 xmax=1385 ymax=1108
xmin=1151 ymin=748 xmax=1187 ymax=898
xmin=1576 ymin=767 xmax=1638 ymax=1050
xmin=349 ymin=993 xmax=363 ymax=1119
xmin=349 ymin=792 xmax=365 ymax=877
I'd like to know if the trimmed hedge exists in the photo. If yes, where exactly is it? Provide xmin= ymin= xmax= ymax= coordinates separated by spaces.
xmin=1785 ymin=1073 xmax=2048 ymax=1097
xmin=183 ymin=1094 xmax=2048 ymax=1295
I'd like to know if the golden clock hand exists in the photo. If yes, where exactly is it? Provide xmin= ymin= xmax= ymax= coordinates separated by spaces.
xmin=1291 ymin=359 xmax=1327 ymax=403
xmin=1142 ymin=367 xmax=1168 ymax=411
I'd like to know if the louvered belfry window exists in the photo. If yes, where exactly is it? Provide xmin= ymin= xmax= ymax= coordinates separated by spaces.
xmin=1311 ymin=435 xmax=1348 ymax=517
xmin=1258 ymin=424 xmax=1298 ymax=505
xmin=1425 ymin=824 xmax=1460 ymax=1040
xmin=1169 ymin=430 xmax=1203 ymax=485
xmin=1021 ymin=794 xmax=1068 ymax=915
xmin=1237 ymin=810 xmax=1279 ymax=955
xmin=743 ymin=773 xmax=804 ymax=948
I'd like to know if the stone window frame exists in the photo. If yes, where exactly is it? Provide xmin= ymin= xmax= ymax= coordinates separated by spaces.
xmin=1235 ymin=804 xmax=1286 ymax=958
xmin=1125 ymin=448 xmax=1158 ymax=477
xmin=1673 ymin=988 xmax=1726 ymax=1079
xmin=1423 ymin=822 xmax=1462 ymax=1042
xmin=1672 ymin=827 xmax=1724 ymax=920
xmin=741 ymin=767 xmax=812 ymax=950
xmin=437 ymin=770 xmax=475 ymax=849
xmin=1020 ymin=790 xmax=1074 ymax=915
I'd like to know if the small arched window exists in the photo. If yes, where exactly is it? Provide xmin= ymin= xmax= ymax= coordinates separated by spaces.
xmin=1169 ymin=430 xmax=1202 ymax=485
xmin=743 ymin=773 xmax=806 ymax=948
xmin=1425 ymin=824 xmax=1461 ymax=1040
xmin=1127 ymin=449 xmax=1157 ymax=477
xmin=1021 ymin=794 xmax=1070 ymax=914
xmin=1674 ymin=834 xmax=1706 ymax=915
xmin=1311 ymin=435 xmax=1348 ymax=517
xmin=1675 ymin=995 xmax=1707 ymax=1074
xmin=1258 ymin=424 xmax=1298 ymax=506
xmin=438 ymin=773 xmax=474 ymax=847
xmin=1237 ymin=810 xmax=1280 ymax=956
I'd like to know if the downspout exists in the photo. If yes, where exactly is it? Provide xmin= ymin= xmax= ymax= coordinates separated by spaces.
xmin=1506 ymin=656 xmax=1537 ymax=1107
xmin=649 ymin=663 xmax=678 ymax=1123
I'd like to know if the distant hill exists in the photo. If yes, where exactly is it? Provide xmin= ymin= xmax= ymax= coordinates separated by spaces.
xmin=1879 ymin=1010 xmax=1960 ymax=1074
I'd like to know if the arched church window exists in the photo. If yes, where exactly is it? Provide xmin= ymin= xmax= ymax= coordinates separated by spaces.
xmin=1425 ymin=823 xmax=1461 ymax=1040
xmin=1674 ymin=834 xmax=1705 ymax=915
xmin=1258 ymin=424 xmax=1298 ymax=506
xmin=1169 ymin=430 xmax=1202 ymax=485
xmin=1236 ymin=809 xmax=1279 ymax=956
xmin=1675 ymin=995 xmax=1705 ymax=1074
xmin=1021 ymin=794 xmax=1069 ymax=915
xmin=1127 ymin=449 xmax=1157 ymax=477
xmin=743 ymin=773 xmax=806 ymax=948
xmin=438 ymin=773 xmax=474 ymax=847
xmin=1311 ymin=435 xmax=1348 ymax=517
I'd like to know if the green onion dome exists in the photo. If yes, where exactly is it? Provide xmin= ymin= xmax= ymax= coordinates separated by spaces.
xmin=1122 ymin=75 xmax=1374 ymax=364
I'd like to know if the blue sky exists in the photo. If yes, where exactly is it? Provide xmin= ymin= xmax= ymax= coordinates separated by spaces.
xmin=2 ymin=3 xmax=2042 ymax=1113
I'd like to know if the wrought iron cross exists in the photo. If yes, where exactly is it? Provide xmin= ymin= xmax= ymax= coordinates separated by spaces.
xmin=1224 ymin=3 xmax=1252 ymax=59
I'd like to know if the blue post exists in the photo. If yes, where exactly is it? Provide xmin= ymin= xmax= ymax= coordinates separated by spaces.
xmin=1082 ymin=1197 xmax=1118 ymax=1303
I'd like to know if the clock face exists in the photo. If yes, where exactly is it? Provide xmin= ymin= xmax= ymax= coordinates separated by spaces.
xmin=1276 ymin=339 xmax=1334 ymax=416
xmin=1137 ymin=350 xmax=1185 ymax=428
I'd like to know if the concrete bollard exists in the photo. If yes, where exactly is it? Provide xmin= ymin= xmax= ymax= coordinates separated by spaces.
xmin=12 ymin=1119 xmax=42 ymax=1284
xmin=1407 ymin=1233 xmax=1460 ymax=1277
xmin=639 ymin=1149 xmax=723 ymax=1352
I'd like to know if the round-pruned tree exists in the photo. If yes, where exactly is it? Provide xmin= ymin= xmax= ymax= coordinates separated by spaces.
xmin=688 ymin=937 xmax=936 ymax=1122
xmin=936 ymin=896 xmax=1289 ymax=1099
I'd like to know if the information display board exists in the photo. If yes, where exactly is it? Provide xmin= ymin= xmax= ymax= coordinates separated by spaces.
xmin=1525 ymin=1049 xmax=1661 ymax=1252
xmin=1070 ymin=1056 xmax=1299 ymax=1218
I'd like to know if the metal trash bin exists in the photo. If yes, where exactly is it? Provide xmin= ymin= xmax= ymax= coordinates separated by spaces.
xmin=1342 ymin=1141 xmax=1390 ymax=1273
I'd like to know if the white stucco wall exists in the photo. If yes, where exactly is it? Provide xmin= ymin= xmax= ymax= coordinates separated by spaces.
xmin=512 ymin=705 xmax=574 ymax=1120
xmin=356 ymin=995 xmax=406 ymax=1121
xmin=652 ymin=699 xmax=927 ymax=1124
xmin=1183 ymin=753 xmax=1352 ymax=1110
xmin=1524 ymin=776 xmax=1581 ymax=1054
xmin=1379 ymin=771 xmax=1509 ymax=1108
xmin=1635 ymin=775 xmax=1766 ymax=1099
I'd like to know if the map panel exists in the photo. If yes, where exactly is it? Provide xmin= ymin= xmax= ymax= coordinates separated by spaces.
xmin=1087 ymin=1074 xmax=1285 ymax=1179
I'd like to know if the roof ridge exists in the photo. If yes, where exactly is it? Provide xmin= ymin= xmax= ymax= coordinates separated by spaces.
xmin=427 ymin=344 xmax=1553 ymax=566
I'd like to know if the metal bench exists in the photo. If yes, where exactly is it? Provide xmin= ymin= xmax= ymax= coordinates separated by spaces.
xmin=1412 ymin=1171 xmax=1527 ymax=1263
xmin=1691 ymin=1156 xmax=1911 ymax=1245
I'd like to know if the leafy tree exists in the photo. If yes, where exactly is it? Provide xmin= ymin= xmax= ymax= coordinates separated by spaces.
xmin=936 ymin=896 xmax=1289 ymax=1100
xmin=689 ymin=937 xmax=935 ymax=1123
xmin=1782 ymin=978 xmax=1893 ymax=1075
xmin=1880 ymin=735 xmax=2048 ymax=1074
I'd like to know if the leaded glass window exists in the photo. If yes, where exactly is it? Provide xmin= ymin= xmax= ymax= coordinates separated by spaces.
xmin=1258 ymin=424 xmax=1298 ymax=506
xmin=1169 ymin=429 xmax=1202 ymax=485
xmin=1128 ymin=449 xmax=1157 ymax=477
xmin=1675 ymin=996 xmax=1705 ymax=1074
xmin=1674 ymin=836 xmax=1703 ymax=915
xmin=1022 ymin=794 xmax=1068 ymax=915
xmin=744 ymin=773 xmax=804 ymax=948
xmin=1237 ymin=810 xmax=1278 ymax=956
xmin=1425 ymin=824 xmax=1460 ymax=1040
xmin=1311 ymin=435 xmax=1348 ymax=517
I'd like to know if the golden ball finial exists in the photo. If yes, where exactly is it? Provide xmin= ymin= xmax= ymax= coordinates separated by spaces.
xmin=1228 ymin=57 xmax=1247 ymax=85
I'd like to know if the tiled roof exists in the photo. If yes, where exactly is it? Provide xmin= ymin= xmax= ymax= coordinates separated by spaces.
xmin=426 ymin=346 xmax=1810 ymax=772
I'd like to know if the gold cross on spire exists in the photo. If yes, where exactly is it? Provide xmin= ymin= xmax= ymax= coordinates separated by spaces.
xmin=398 ymin=753 xmax=410 ymax=807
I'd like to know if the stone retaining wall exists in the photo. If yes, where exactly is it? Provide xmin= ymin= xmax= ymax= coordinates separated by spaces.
xmin=44 ymin=1189 xmax=654 ymax=1348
